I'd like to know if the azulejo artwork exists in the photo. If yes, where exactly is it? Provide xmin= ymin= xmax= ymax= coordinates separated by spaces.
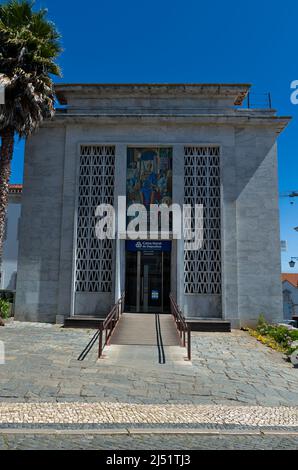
xmin=126 ymin=147 xmax=173 ymax=209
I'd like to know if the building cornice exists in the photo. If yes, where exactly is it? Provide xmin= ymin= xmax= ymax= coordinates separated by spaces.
xmin=42 ymin=112 xmax=291 ymax=134
xmin=55 ymin=83 xmax=251 ymax=106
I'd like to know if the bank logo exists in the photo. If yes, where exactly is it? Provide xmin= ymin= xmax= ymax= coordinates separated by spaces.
xmin=0 ymin=84 xmax=4 ymax=105
xmin=0 ymin=341 xmax=5 ymax=365
xmin=136 ymin=242 xmax=142 ymax=249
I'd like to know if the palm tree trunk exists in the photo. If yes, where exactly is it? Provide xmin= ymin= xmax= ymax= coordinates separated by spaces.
xmin=0 ymin=127 xmax=14 ymax=268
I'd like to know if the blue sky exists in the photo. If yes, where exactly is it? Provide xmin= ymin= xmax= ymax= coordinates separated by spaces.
xmin=8 ymin=0 xmax=298 ymax=272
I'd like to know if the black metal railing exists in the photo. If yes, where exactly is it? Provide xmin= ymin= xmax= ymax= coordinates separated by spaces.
xmin=245 ymin=92 xmax=272 ymax=109
xmin=169 ymin=293 xmax=191 ymax=361
xmin=98 ymin=293 xmax=125 ymax=359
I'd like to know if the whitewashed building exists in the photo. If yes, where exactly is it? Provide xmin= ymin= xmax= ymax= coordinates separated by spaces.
xmin=0 ymin=184 xmax=22 ymax=291
xmin=14 ymin=84 xmax=290 ymax=327
xmin=282 ymin=274 xmax=298 ymax=320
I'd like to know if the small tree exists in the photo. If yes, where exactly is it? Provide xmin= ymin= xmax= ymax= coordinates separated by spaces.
xmin=0 ymin=0 xmax=62 ymax=262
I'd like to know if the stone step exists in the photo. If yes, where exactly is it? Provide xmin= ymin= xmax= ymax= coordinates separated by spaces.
xmin=63 ymin=316 xmax=104 ymax=329
xmin=186 ymin=318 xmax=231 ymax=332
xmin=64 ymin=315 xmax=231 ymax=332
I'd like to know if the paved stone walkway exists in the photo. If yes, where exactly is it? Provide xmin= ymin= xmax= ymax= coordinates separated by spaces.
xmin=0 ymin=321 xmax=298 ymax=448
xmin=0 ymin=321 xmax=297 ymax=406
xmin=0 ymin=403 xmax=297 ymax=431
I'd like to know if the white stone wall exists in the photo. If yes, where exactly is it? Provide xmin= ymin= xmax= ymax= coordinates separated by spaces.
xmin=1 ymin=196 xmax=21 ymax=290
xmin=15 ymin=127 xmax=66 ymax=322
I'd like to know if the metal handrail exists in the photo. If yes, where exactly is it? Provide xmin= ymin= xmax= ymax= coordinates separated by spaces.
xmin=246 ymin=92 xmax=272 ymax=109
xmin=98 ymin=292 xmax=125 ymax=358
xmin=169 ymin=293 xmax=191 ymax=361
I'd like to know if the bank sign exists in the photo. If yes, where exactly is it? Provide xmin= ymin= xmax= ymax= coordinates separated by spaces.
xmin=126 ymin=240 xmax=172 ymax=252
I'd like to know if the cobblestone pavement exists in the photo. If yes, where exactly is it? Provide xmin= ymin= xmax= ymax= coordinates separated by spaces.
xmin=0 ymin=403 xmax=297 ymax=431
xmin=0 ymin=321 xmax=297 ymax=406
xmin=0 ymin=432 xmax=298 ymax=450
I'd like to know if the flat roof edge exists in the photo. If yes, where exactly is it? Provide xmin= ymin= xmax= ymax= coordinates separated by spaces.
xmin=54 ymin=83 xmax=252 ymax=87
xmin=55 ymin=83 xmax=251 ymax=106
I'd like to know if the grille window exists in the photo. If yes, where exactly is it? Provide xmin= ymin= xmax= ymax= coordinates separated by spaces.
xmin=184 ymin=146 xmax=221 ymax=294
xmin=75 ymin=145 xmax=115 ymax=293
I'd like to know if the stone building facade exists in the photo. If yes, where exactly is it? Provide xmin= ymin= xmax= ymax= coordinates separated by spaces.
xmin=14 ymin=84 xmax=290 ymax=327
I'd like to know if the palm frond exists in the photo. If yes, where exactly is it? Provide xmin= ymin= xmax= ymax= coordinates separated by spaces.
xmin=0 ymin=0 xmax=62 ymax=138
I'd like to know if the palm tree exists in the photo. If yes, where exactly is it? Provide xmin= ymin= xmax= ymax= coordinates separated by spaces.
xmin=0 ymin=0 xmax=62 ymax=269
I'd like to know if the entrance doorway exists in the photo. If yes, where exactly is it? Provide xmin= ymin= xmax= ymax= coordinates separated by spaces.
xmin=125 ymin=249 xmax=171 ymax=313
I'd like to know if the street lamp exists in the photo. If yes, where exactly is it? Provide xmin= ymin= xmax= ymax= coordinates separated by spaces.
xmin=289 ymin=257 xmax=298 ymax=268
xmin=294 ymin=227 xmax=298 ymax=232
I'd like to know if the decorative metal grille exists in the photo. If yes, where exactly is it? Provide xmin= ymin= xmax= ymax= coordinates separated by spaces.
xmin=75 ymin=145 xmax=115 ymax=293
xmin=184 ymin=146 xmax=221 ymax=294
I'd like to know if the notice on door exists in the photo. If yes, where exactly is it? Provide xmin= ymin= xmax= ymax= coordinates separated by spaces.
xmin=151 ymin=290 xmax=159 ymax=300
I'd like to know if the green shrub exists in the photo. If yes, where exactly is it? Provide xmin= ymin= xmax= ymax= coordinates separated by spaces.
xmin=257 ymin=313 xmax=267 ymax=328
xmin=252 ymin=314 xmax=298 ymax=355
xmin=0 ymin=299 xmax=10 ymax=320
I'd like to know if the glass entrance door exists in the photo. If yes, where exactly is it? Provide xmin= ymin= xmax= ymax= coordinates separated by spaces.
xmin=125 ymin=251 xmax=171 ymax=313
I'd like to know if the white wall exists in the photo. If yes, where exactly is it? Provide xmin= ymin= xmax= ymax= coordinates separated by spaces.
xmin=1 ymin=196 xmax=21 ymax=290
xmin=282 ymin=280 xmax=298 ymax=320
